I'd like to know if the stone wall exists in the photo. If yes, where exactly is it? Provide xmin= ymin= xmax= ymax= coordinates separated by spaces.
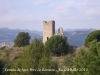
xmin=43 ymin=20 xmax=55 ymax=43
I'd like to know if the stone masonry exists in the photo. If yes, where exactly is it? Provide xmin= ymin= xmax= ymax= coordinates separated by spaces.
xmin=43 ymin=20 xmax=55 ymax=43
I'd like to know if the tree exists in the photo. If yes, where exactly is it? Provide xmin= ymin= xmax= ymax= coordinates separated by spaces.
xmin=0 ymin=58 xmax=11 ymax=75
xmin=0 ymin=60 xmax=4 ymax=75
xmin=10 ymin=38 xmax=59 ymax=75
xmin=68 ymin=40 xmax=100 ymax=75
xmin=14 ymin=32 xmax=31 ymax=47
xmin=11 ymin=38 xmax=44 ymax=75
xmin=45 ymin=35 xmax=69 ymax=56
xmin=84 ymin=30 xmax=100 ymax=47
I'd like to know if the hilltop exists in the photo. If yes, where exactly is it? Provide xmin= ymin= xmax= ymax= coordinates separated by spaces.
xmin=0 ymin=28 xmax=96 ymax=47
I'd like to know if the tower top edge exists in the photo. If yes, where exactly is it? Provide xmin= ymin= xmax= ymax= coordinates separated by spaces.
xmin=43 ymin=20 xmax=55 ymax=23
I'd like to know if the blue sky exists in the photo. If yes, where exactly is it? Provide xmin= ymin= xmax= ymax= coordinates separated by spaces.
xmin=0 ymin=0 xmax=100 ymax=31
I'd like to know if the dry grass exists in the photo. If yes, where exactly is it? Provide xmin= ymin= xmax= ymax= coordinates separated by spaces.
xmin=0 ymin=47 xmax=23 ymax=62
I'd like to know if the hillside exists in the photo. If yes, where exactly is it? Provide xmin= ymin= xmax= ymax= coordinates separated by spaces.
xmin=0 ymin=28 xmax=42 ymax=47
xmin=64 ymin=30 xmax=92 ymax=46
xmin=0 ymin=28 xmax=95 ymax=47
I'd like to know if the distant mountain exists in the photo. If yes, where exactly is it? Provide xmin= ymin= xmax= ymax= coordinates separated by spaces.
xmin=64 ymin=29 xmax=97 ymax=46
xmin=0 ymin=28 xmax=96 ymax=47
xmin=64 ymin=31 xmax=88 ymax=46
xmin=0 ymin=28 xmax=42 ymax=47
xmin=65 ymin=28 xmax=96 ymax=31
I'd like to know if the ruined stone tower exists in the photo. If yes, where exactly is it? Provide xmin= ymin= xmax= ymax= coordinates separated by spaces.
xmin=43 ymin=20 xmax=55 ymax=43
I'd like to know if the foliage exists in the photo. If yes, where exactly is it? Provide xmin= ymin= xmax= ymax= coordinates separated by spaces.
xmin=0 ymin=47 xmax=24 ymax=75
xmin=84 ymin=30 xmax=100 ymax=47
xmin=64 ymin=54 xmax=75 ymax=67
xmin=11 ymin=38 xmax=43 ymax=75
xmin=14 ymin=32 xmax=31 ymax=47
xmin=68 ymin=40 xmax=100 ymax=75
xmin=0 ymin=46 xmax=6 ymax=50
xmin=10 ymin=38 xmax=59 ymax=75
xmin=0 ymin=47 xmax=23 ymax=61
xmin=2 ymin=58 xmax=11 ymax=75
xmin=0 ymin=59 xmax=5 ymax=75
xmin=45 ymin=35 xmax=69 ymax=56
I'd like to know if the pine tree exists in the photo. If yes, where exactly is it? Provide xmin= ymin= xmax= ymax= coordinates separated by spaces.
xmin=68 ymin=40 xmax=100 ymax=75
xmin=45 ymin=35 xmax=69 ymax=56
xmin=14 ymin=32 xmax=31 ymax=47
xmin=84 ymin=30 xmax=100 ymax=47
xmin=10 ymin=38 xmax=44 ymax=75
xmin=10 ymin=38 xmax=59 ymax=75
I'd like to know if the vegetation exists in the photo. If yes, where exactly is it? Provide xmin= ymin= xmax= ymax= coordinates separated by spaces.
xmin=66 ymin=40 xmax=100 ymax=75
xmin=0 ymin=60 xmax=5 ymax=75
xmin=64 ymin=54 xmax=75 ymax=67
xmin=84 ymin=30 xmax=100 ymax=47
xmin=45 ymin=35 xmax=69 ymax=56
xmin=0 ymin=31 xmax=100 ymax=75
xmin=14 ymin=32 xmax=31 ymax=47
xmin=0 ymin=46 xmax=6 ymax=50
xmin=0 ymin=47 xmax=23 ymax=75
xmin=10 ymin=38 xmax=59 ymax=75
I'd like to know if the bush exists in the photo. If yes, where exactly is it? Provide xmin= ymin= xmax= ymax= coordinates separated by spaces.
xmin=68 ymin=40 xmax=100 ymax=75
xmin=11 ymin=38 xmax=60 ymax=75
xmin=0 ymin=46 xmax=6 ymax=50
xmin=45 ymin=35 xmax=69 ymax=56
xmin=14 ymin=32 xmax=31 ymax=47
xmin=84 ymin=30 xmax=100 ymax=47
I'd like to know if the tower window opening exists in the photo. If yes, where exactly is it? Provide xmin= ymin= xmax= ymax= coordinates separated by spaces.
xmin=47 ymin=37 xmax=49 ymax=40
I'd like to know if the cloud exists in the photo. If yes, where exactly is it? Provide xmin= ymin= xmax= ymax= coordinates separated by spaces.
xmin=34 ymin=0 xmax=50 ymax=6
xmin=0 ymin=0 xmax=47 ymax=23
xmin=0 ymin=0 xmax=100 ymax=30
xmin=49 ymin=0 xmax=100 ymax=21
xmin=45 ymin=0 xmax=100 ymax=29
xmin=0 ymin=11 xmax=45 ymax=23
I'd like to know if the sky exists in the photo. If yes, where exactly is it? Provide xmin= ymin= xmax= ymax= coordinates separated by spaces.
xmin=0 ymin=0 xmax=100 ymax=31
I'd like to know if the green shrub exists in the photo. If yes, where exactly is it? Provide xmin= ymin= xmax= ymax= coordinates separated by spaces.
xmin=84 ymin=30 xmax=100 ymax=47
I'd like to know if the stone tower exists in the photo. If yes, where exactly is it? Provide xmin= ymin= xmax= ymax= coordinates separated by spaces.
xmin=43 ymin=20 xmax=55 ymax=43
